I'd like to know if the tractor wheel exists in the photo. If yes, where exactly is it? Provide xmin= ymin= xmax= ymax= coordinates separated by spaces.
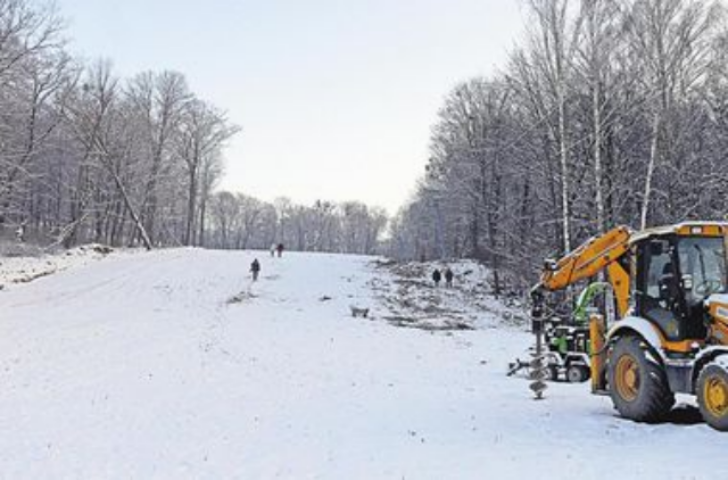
xmin=607 ymin=335 xmax=674 ymax=423
xmin=697 ymin=360 xmax=728 ymax=431
xmin=547 ymin=364 xmax=560 ymax=382
xmin=566 ymin=364 xmax=590 ymax=383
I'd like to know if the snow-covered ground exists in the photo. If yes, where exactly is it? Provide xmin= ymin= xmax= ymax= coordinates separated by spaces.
xmin=0 ymin=243 xmax=124 ymax=288
xmin=0 ymin=248 xmax=726 ymax=479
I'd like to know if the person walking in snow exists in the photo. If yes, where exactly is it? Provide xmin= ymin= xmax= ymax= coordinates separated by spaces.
xmin=250 ymin=258 xmax=261 ymax=281
xmin=276 ymin=243 xmax=284 ymax=258
xmin=444 ymin=268 xmax=454 ymax=288
xmin=270 ymin=243 xmax=277 ymax=257
xmin=432 ymin=268 xmax=442 ymax=287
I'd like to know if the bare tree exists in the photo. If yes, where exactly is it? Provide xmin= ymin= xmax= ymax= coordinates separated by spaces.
xmin=627 ymin=0 xmax=723 ymax=228
xmin=174 ymin=99 xmax=238 ymax=246
xmin=126 ymin=70 xmax=190 ymax=244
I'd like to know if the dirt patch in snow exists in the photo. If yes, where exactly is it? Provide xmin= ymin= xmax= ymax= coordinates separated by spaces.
xmin=227 ymin=290 xmax=258 ymax=304
xmin=383 ymin=315 xmax=474 ymax=331
xmin=370 ymin=258 xmax=527 ymax=331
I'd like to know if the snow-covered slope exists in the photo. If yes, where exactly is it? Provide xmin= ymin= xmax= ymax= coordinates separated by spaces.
xmin=0 ymin=243 xmax=119 ymax=288
xmin=0 ymin=249 xmax=725 ymax=479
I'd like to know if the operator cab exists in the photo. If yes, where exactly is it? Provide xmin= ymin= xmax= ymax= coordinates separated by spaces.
xmin=635 ymin=231 xmax=728 ymax=343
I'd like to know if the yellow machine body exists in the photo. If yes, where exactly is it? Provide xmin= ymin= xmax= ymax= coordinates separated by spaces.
xmin=533 ymin=221 xmax=728 ymax=430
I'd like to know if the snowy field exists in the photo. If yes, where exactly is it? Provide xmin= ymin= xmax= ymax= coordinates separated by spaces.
xmin=0 ymin=248 xmax=726 ymax=479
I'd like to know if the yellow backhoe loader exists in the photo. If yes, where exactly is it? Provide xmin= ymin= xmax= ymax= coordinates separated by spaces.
xmin=531 ymin=222 xmax=728 ymax=431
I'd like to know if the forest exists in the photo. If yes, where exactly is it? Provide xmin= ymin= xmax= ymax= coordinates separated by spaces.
xmin=390 ymin=0 xmax=728 ymax=293
xmin=0 ymin=0 xmax=389 ymax=255
xmin=0 ymin=0 xmax=240 ymax=250
xmin=4 ymin=0 xmax=728 ymax=285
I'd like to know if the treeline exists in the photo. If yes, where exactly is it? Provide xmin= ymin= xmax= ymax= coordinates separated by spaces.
xmin=390 ymin=0 xmax=728 ymax=294
xmin=207 ymin=195 xmax=388 ymax=255
xmin=0 ymin=0 xmax=238 ymax=249
xmin=0 ymin=0 xmax=391 ymax=256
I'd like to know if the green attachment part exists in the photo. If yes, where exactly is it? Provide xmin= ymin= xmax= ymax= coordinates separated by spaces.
xmin=550 ymin=335 xmax=568 ymax=355
xmin=573 ymin=282 xmax=610 ymax=325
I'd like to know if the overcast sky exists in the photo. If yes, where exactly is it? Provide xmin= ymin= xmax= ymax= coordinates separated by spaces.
xmin=56 ymin=0 xmax=525 ymax=214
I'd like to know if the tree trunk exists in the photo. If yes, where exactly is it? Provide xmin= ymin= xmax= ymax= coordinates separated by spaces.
xmin=109 ymin=167 xmax=152 ymax=251
xmin=558 ymin=82 xmax=571 ymax=253
xmin=185 ymin=167 xmax=197 ymax=246
xmin=640 ymin=112 xmax=661 ymax=229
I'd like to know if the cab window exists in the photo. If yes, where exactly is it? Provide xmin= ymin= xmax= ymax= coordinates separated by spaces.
xmin=645 ymin=240 xmax=672 ymax=300
xmin=678 ymin=237 xmax=727 ymax=305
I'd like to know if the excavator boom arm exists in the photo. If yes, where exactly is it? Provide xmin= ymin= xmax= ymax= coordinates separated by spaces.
xmin=535 ymin=225 xmax=632 ymax=317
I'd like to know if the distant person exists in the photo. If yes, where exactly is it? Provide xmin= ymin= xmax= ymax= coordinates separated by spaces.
xmin=250 ymin=258 xmax=261 ymax=281
xmin=270 ymin=243 xmax=277 ymax=257
xmin=15 ymin=225 xmax=24 ymax=243
xmin=444 ymin=268 xmax=454 ymax=288
xmin=432 ymin=268 xmax=442 ymax=287
xmin=276 ymin=243 xmax=284 ymax=258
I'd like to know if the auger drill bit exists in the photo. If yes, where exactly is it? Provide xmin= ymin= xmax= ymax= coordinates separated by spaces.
xmin=529 ymin=288 xmax=548 ymax=400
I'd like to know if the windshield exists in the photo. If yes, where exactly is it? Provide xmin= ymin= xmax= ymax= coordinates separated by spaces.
xmin=678 ymin=237 xmax=728 ymax=303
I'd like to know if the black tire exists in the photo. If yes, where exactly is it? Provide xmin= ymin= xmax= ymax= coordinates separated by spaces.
xmin=696 ymin=359 xmax=728 ymax=431
xmin=547 ymin=364 xmax=560 ymax=382
xmin=566 ymin=364 xmax=590 ymax=383
xmin=607 ymin=335 xmax=674 ymax=423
